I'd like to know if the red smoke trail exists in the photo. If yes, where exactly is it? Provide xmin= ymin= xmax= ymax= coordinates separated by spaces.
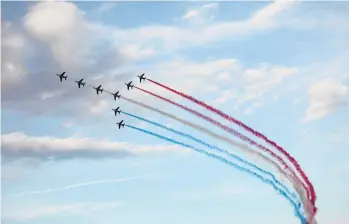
xmin=146 ymin=78 xmax=316 ymax=214
xmin=135 ymin=86 xmax=309 ymax=198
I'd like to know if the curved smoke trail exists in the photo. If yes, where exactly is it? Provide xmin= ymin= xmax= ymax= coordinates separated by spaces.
xmin=134 ymin=86 xmax=309 ymax=201
xmin=121 ymin=96 xmax=313 ymax=217
xmin=146 ymin=78 xmax=316 ymax=214
xmin=122 ymin=110 xmax=298 ymax=201
xmin=121 ymin=95 xmax=313 ymax=218
xmin=125 ymin=124 xmax=307 ymax=224
xmin=61 ymin=78 xmax=314 ymax=222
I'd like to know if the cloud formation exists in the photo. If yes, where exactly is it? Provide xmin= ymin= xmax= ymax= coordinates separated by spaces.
xmin=1 ymin=1 xmax=298 ymax=121
xmin=111 ymin=1 xmax=296 ymax=52
xmin=240 ymin=64 xmax=298 ymax=102
xmin=303 ymin=79 xmax=348 ymax=122
xmin=1 ymin=132 xmax=184 ymax=162
xmin=1 ymin=21 xmax=27 ymax=85
xmin=181 ymin=3 xmax=219 ymax=24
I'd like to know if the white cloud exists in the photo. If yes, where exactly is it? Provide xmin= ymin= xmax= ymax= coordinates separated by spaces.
xmin=119 ymin=44 xmax=155 ymax=61
xmin=1 ymin=132 xmax=185 ymax=161
xmin=2 ymin=201 xmax=123 ymax=221
xmin=148 ymin=58 xmax=242 ymax=95
xmin=111 ymin=1 xmax=296 ymax=53
xmin=212 ymin=89 xmax=236 ymax=105
xmin=303 ymin=79 xmax=348 ymax=122
xmin=1 ymin=21 xmax=27 ymax=84
xmin=23 ymin=1 xmax=91 ymax=70
xmin=1 ymin=1 xmax=304 ymax=124
xmin=240 ymin=64 xmax=298 ymax=102
xmin=181 ymin=3 xmax=219 ymax=23
xmin=248 ymin=0 xmax=295 ymax=28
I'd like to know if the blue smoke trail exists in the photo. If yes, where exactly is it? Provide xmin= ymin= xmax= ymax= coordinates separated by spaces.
xmin=125 ymin=124 xmax=307 ymax=224
xmin=122 ymin=111 xmax=297 ymax=200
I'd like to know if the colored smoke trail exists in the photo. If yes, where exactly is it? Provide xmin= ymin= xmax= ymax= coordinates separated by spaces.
xmin=121 ymin=96 xmax=284 ymax=171
xmin=59 ymin=78 xmax=314 ymax=222
xmin=134 ymin=87 xmax=307 ymax=195
xmin=122 ymin=110 xmax=298 ymax=200
xmin=121 ymin=96 xmax=313 ymax=218
xmin=147 ymin=78 xmax=316 ymax=212
xmin=125 ymin=124 xmax=307 ymax=224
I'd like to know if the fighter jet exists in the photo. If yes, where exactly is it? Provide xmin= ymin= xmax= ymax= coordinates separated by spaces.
xmin=125 ymin=81 xmax=134 ymax=90
xmin=112 ymin=91 xmax=121 ymax=100
xmin=116 ymin=120 xmax=125 ymax=129
xmin=112 ymin=107 xmax=121 ymax=116
xmin=75 ymin=79 xmax=85 ymax=88
xmin=56 ymin=72 xmax=67 ymax=82
xmin=137 ymin=73 xmax=146 ymax=83
xmin=93 ymin=85 xmax=103 ymax=95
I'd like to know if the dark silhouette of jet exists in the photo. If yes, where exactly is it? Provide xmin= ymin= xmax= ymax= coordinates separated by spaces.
xmin=137 ymin=73 xmax=146 ymax=83
xmin=112 ymin=107 xmax=121 ymax=116
xmin=112 ymin=91 xmax=121 ymax=100
xmin=56 ymin=72 xmax=67 ymax=82
xmin=75 ymin=79 xmax=85 ymax=88
xmin=117 ymin=120 xmax=125 ymax=129
xmin=125 ymin=81 xmax=134 ymax=90
xmin=93 ymin=85 xmax=103 ymax=95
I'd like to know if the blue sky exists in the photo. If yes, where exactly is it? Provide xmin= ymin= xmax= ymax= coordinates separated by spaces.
xmin=1 ymin=1 xmax=349 ymax=224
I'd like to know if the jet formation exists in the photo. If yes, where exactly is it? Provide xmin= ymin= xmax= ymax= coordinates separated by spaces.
xmin=93 ymin=85 xmax=103 ymax=95
xmin=125 ymin=81 xmax=134 ymax=90
xmin=56 ymin=72 xmax=147 ymax=129
xmin=75 ymin=79 xmax=85 ymax=88
xmin=117 ymin=120 xmax=125 ymax=129
xmin=56 ymin=72 xmax=67 ymax=82
xmin=112 ymin=107 xmax=121 ymax=116
xmin=138 ymin=73 xmax=146 ymax=82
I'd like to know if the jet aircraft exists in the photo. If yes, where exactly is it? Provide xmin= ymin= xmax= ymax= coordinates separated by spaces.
xmin=93 ymin=85 xmax=103 ymax=95
xmin=117 ymin=120 xmax=125 ymax=129
xmin=137 ymin=73 xmax=146 ymax=82
xmin=112 ymin=107 xmax=121 ymax=116
xmin=56 ymin=72 xmax=67 ymax=82
xmin=125 ymin=81 xmax=134 ymax=90
xmin=112 ymin=91 xmax=121 ymax=100
xmin=75 ymin=79 xmax=85 ymax=88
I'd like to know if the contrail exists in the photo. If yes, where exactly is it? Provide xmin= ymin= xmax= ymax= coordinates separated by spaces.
xmin=121 ymin=95 xmax=313 ymax=219
xmin=11 ymin=174 xmax=155 ymax=197
xmin=125 ymin=124 xmax=307 ymax=224
xmin=146 ymin=78 xmax=316 ymax=214
xmin=122 ymin=110 xmax=298 ymax=201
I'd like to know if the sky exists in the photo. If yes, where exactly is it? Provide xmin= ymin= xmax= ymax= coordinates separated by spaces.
xmin=1 ymin=1 xmax=349 ymax=224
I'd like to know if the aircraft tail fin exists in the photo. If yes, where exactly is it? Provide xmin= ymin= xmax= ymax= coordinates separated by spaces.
xmin=82 ymin=82 xmax=85 ymax=86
